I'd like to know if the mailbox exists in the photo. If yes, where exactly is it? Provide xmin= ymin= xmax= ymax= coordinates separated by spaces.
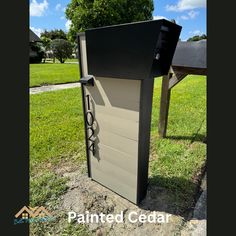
xmin=78 ymin=19 xmax=181 ymax=204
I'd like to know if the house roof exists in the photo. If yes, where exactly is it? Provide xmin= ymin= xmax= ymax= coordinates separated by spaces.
xmin=30 ymin=29 xmax=41 ymax=42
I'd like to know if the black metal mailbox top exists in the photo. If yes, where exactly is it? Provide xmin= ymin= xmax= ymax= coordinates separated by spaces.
xmin=85 ymin=19 xmax=182 ymax=80
xmin=172 ymin=40 xmax=206 ymax=75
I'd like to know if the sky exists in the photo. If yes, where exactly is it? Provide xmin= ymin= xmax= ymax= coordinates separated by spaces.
xmin=30 ymin=0 xmax=206 ymax=41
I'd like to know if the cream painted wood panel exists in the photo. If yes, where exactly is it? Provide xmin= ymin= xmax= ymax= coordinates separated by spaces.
xmin=95 ymin=129 xmax=138 ymax=156
xmin=79 ymin=35 xmax=88 ymax=77
xmin=94 ymin=112 xmax=139 ymax=141
xmin=94 ymin=105 xmax=139 ymax=122
xmin=97 ymin=144 xmax=137 ymax=173
xmin=91 ymin=157 xmax=137 ymax=187
xmin=86 ymin=77 xmax=140 ymax=111
xmin=92 ymin=167 xmax=137 ymax=203
xmin=84 ymin=77 xmax=141 ymax=202
xmin=95 ymin=77 xmax=141 ymax=103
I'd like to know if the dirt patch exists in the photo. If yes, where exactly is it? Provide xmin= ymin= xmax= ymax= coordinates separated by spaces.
xmin=57 ymin=167 xmax=185 ymax=236
xmin=30 ymin=159 xmax=206 ymax=235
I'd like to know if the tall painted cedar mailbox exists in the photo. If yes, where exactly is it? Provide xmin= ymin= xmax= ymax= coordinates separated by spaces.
xmin=78 ymin=19 xmax=181 ymax=204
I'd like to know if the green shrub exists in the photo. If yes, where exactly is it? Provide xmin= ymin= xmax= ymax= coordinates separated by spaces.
xmin=30 ymin=42 xmax=45 ymax=64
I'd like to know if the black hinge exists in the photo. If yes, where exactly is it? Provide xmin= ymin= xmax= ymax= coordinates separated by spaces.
xmin=79 ymin=75 xmax=94 ymax=86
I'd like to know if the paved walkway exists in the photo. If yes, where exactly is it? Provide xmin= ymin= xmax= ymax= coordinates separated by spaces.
xmin=30 ymin=82 xmax=81 ymax=94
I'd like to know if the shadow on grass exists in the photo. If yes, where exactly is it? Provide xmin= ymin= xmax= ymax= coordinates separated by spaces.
xmin=166 ymin=133 xmax=207 ymax=144
xmin=139 ymin=174 xmax=205 ymax=220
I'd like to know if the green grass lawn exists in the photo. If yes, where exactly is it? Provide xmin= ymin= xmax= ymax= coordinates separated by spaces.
xmin=30 ymin=63 xmax=80 ymax=87
xmin=150 ymin=75 xmax=206 ymax=211
xmin=30 ymin=75 xmax=206 ymax=234
xmin=30 ymin=88 xmax=86 ymax=170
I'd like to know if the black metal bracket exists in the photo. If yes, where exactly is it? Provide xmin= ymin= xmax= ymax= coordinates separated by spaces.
xmin=79 ymin=75 xmax=94 ymax=86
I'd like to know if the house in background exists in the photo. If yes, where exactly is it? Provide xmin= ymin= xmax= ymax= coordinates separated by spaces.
xmin=29 ymin=29 xmax=44 ymax=63
xmin=30 ymin=29 xmax=41 ymax=42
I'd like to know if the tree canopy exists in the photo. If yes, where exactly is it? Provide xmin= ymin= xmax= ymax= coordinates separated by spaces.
xmin=65 ymin=0 xmax=154 ymax=41
xmin=40 ymin=36 xmax=52 ymax=51
xmin=187 ymin=34 xmax=207 ymax=42
xmin=40 ymin=29 xmax=69 ymax=52
xmin=50 ymin=39 xmax=73 ymax=63
xmin=41 ymin=29 xmax=67 ymax=40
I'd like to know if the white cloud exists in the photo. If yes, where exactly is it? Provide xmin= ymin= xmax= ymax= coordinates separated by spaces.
xmin=65 ymin=20 xmax=72 ymax=31
xmin=188 ymin=10 xmax=199 ymax=18
xmin=189 ymin=30 xmax=203 ymax=35
xmin=30 ymin=0 xmax=48 ymax=17
xmin=30 ymin=27 xmax=43 ymax=37
xmin=60 ymin=16 xmax=65 ymax=20
xmin=153 ymin=15 xmax=168 ymax=20
xmin=180 ymin=15 xmax=189 ymax=20
xmin=180 ymin=10 xmax=199 ymax=20
xmin=55 ymin=3 xmax=61 ymax=11
xmin=166 ymin=0 xmax=206 ymax=12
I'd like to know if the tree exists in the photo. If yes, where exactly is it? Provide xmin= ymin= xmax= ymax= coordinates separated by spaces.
xmin=40 ymin=36 xmax=52 ymax=51
xmin=41 ymin=29 xmax=67 ymax=40
xmin=187 ymin=34 xmax=207 ymax=42
xmin=40 ymin=29 xmax=68 ymax=60
xmin=65 ymin=0 xmax=154 ymax=41
xmin=50 ymin=39 xmax=73 ymax=63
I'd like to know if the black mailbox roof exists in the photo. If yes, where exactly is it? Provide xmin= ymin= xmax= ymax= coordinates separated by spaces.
xmin=172 ymin=40 xmax=206 ymax=74
xmin=85 ymin=19 xmax=181 ymax=80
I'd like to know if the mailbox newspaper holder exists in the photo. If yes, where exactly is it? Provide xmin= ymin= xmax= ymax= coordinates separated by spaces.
xmin=78 ymin=20 xmax=181 ymax=204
